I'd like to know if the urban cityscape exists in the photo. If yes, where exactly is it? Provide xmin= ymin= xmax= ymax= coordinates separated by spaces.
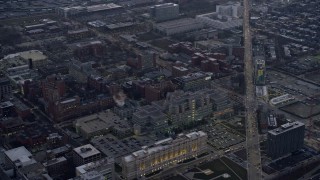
xmin=0 ymin=0 xmax=320 ymax=180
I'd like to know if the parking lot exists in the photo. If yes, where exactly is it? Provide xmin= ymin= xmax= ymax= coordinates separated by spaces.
xmin=203 ymin=123 xmax=245 ymax=150
xmin=267 ymin=70 xmax=320 ymax=98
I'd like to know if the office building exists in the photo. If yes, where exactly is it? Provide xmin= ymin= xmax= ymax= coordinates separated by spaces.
xmin=0 ymin=101 xmax=14 ymax=117
xmin=173 ymin=72 xmax=211 ymax=92
xmin=0 ymin=77 xmax=12 ymax=100
xmin=196 ymin=13 xmax=242 ymax=30
xmin=132 ymin=105 xmax=168 ymax=133
xmin=4 ymin=146 xmax=36 ymax=169
xmin=216 ymin=2 xmax=243 ymax=18
xmin=122 ymin=131 xmax=207 ymax=180
xmin=43 ymin=157 xmax=68 ymax=178
xmin=75 ymin=157 xmax=115 ymax=180
xmin=152 ymin=89 xmax=214 ymax=127
xmin=73 ymin=144 xmax=102 ymax=166
xmin=154 ymin=18 xmax=203 ymax=36
xmin=73 ymin=171 xmax=104 ymax=180
xmin=254 ymin=57 xmax=266 ymax=86
xmin=150 ymin=3 xmax=179 ymax=22
xmin=137 ymin=51 xmax=156 ymax=70
xmin=57 ymin=3 xmax=122 ymax=18
xmin=19 ymin=50 xmax=48 ymax=69
xmin=132 ymin=88 xmax=227 ymax=132
xmin=196 ymin=2 xmax=243 ymax=30
xmin=41 ymin=74 xmax=66 ymax=102
xmin=74 ymin=111 xmax=131 ymax=139
xmin=267 ymin=121 xmax=305 ymax=159
xmin=69 ymin=60 xmax=96 ymax=84
xmin=145 ymin=81 xmax=176 ymax=102
xmin=3 ymin=146 xmax=49 ymax=179
xmin=172 ymin=66 xmax=189 ymax=77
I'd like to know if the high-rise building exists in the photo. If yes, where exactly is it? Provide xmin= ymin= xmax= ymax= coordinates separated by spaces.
xmin=150 ymin=3 xmax=179 ymax=22
xmin=41 ymin=74 xmax=66 ymax=102
xmin=137 ymin=51 xmax=156 ymax=70
xmin=216 ymin=2 xmax=243 ymax=18
xmin=267 ymin=121 xmax=305 ymax=159
xmin=43 ymin=157 xmax=68 ymax=178
xmin=254 ymin=57 xmax=266 ymax=86
xmin=122 ymin=131 xmax=207 ymax=180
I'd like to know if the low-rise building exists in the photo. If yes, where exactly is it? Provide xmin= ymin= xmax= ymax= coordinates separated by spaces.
xmin=73 ymin=144 xmax=102 ymax=166
xmin=154 ymin=18 xmax=204 ymax=36
xmin=173 ymin=72 xmax=211 ymax=92
xmin=75 ymin=158 xmax=115 ymax=180
xmin=74 ymin=110 xmax=131 ymax=139
xmin=122 ymin=131 xmax=207 ymax=180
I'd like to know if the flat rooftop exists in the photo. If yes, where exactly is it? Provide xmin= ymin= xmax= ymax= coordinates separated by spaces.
xmin=19 ymin=50 xmax=47 ymax=61
xmin=43 ymin=157 xmax=67 ymax=167
xmin=175 ymin=72 xmax=208 ymax=82
xmin=156 ymin=18 xmax=202 ymax=29
xmin=269 ymin=121 xmax=305 ymax=135
xmin=91 ymin=134 xmax=154 ymax=161
xmin=153 ymin=3 xmax=178 ymax=8
xmin=76 ymin=157 xmax=114 ymax=175
xmin=86 ymin=3 xmax=122 ymax=12
xmin=4 ymin=146 xmax=36 ymax=167
xmin=75 ymin=111 xmax=123 ymax=135
xmin=123 ymin=131 xmax=206 ymax=163
xmin=73 ymin=144 xmax=101 ymax=159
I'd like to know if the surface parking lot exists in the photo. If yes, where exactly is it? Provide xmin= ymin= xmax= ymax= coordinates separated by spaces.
xmin=201 ymin=123 xmax=245 ymax=150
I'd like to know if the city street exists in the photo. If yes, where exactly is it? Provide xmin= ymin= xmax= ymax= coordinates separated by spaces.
xmin=243 ymin=0 xmax=262 ymax=179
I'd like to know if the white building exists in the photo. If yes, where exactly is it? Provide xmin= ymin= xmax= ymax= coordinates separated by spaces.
xmin=75 ymin=158 xmax=114 ymax=180
xmin=196 ymin=2 xmax=243 ymax=30
xmin=196 ymin=13 xmax=242 ymax=30
xmin=73 ymin=144 xmax=102 ymax=166
xmin=270 ymin=94 xmax=295 ymax=106
xmin=122 ymin=131 xmax=207 ymax=180
xmin=4 ymin=146 xmax=36 ymax=168
xmin=150 ymin=3 xmax=179 ymax=22
xmin=154 ymin=18 xmax=203 ymax=36
xmin=216 ymin=2 xmax=243 ymax=18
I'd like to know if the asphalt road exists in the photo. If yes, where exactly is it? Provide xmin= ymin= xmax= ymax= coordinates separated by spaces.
xmin=243 ymin=0 xmax=263 ymax=179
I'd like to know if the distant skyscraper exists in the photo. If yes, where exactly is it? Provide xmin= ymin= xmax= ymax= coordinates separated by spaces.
xmin=150 ymin=3 xmax=179 ymax=22
xmin=267 ymin=121 xmax=305 ymax=159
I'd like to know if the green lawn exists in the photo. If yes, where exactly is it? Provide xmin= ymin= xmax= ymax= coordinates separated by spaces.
xmin=221 ymin=157 xmax=247 ymax=180
xmin=194 ymin=158 xmax=245 ymax=180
